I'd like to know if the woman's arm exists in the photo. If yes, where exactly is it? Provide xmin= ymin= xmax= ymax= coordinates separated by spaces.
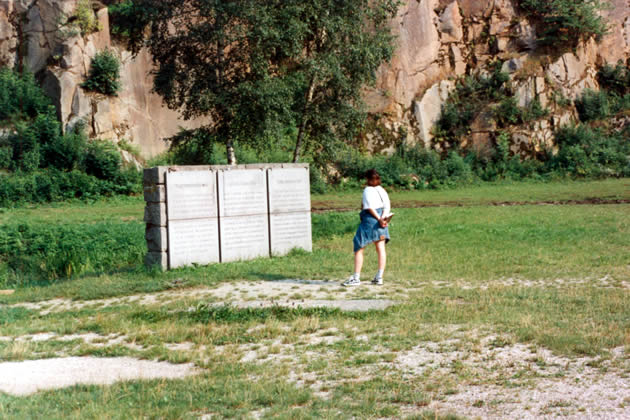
xmin=367 ymin=208 xmax=388 ymax=228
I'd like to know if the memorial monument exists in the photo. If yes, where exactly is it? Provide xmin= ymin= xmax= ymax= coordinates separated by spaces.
xmin=143 ymin=164 xmax=312 ymax=270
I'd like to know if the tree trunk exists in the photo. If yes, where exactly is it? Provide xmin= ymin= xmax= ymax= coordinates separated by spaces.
xmin=217 ymin=18 xmax=237 ymax=165
xmin=293 ymin=76 xmax=317 ymax=163
xmin=226 ymin=140 xmax=237 ymax=165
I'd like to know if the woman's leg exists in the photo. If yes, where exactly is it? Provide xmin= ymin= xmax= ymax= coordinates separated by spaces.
xmin=354 ymin=248 xmax=364 ymax=275
xmin=375 ymin=240 xmax=386 ymax=272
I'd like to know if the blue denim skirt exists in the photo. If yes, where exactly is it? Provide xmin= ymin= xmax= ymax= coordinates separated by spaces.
xmin=353 ymin=208 xmax=390 ymax=252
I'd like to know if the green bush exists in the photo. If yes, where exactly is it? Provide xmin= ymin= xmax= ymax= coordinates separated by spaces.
xmin=0 ymin=221 xmax=145 ymax=287
xmin=522 ymin=98 xmax=550 ymax=122
xmin=575 ymin=89 xmax=611 ymax=121
xmin=0 ymin=168 xmax=142 ymax=207
xmin=43 ymin=129 xmax=87 ymax=171
xmin=82 ymin=50 xmax=121 ymax=96
xmin=519 ymin=0 xmax=608 ymax=48
xmin=548 ymin=125 xmax=630 ymax=177
xmin=434 ymin=64 xmax=512 ymax=143
xmin=74 ymin=0 xmax=101 ymax=35
xmin=108 ymin=0 xmax=152 ymax=40
xmin=83 ymin=140 xmax=123 ymax=180
xmin=597 ymin=63 xmax=630 ymax=96
xmin=495 ymin=97 xmax=522 ymax=127
xmin=0 ymin=146 xmax=11 ymax=169
xmin=0 ymin=69 xmax=53 ymax=121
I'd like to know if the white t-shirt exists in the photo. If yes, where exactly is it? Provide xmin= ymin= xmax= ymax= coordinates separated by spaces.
xmin=362 ymin=186 xmax=391 ymax=215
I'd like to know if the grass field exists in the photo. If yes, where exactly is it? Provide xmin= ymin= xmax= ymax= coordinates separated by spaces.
xmin=0 ymin=179 xmax=629 ymax=418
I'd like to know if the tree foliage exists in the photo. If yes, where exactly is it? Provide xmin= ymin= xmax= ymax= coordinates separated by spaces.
xmin=117 ymin=0 xmax=399 ymax=164
xmin=519 ymin=0 xmax=608 ymax=49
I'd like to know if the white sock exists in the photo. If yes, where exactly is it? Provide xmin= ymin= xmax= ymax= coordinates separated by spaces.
xmin=376 ymin=269 xmax=384 ymax=278
xmin=354 ymin=272 xmax=361 ymax=280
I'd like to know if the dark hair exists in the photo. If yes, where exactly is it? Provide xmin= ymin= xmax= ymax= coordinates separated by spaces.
xmin=365 ymin=169 xmax=381 ymax=186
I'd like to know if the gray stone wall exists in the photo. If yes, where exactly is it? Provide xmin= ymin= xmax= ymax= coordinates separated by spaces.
xmin=143 ymin=164 xmax=311 ymax=270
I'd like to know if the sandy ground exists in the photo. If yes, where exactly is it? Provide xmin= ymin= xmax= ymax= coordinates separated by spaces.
xmin=0 ymin=357 xmax=198 ymax=396
xmin=7 ymin=276 xmax=627 ymax=315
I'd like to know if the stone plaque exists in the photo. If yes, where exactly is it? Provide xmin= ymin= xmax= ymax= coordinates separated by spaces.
xmin=270 ymin=212 xmax=312 ymax=255
xmin=219 ymin=214 xmax=269 ymax=262
xmin=218 ymin=169 xmax=267 ymax=217
xmin=168 ymin=219 xmax=220 ymax=268
xmin=166 ymin=170 xmax=219 ymax=268
xmin=166 ymin=171 xmax=217 ymax=220
xmin=268 ymin=168 xmax=310 ymax=214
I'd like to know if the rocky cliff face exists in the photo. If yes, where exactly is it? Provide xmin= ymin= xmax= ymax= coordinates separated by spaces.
xmin=0 ymin=0 xmax=202 ymax=161
xmin=1 ymin=0 xmax=629 ymax=160
xmin=366 ymin=0 xmax=630 ymax=155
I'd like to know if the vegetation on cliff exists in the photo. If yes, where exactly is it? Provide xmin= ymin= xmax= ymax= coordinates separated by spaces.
xmin=519 ymin=0 xmax=609 ymax=49
xmin=81 ymin=50 xmax=121 ymax=96
xmin=0 ymin=68 xmax=140 ymax=207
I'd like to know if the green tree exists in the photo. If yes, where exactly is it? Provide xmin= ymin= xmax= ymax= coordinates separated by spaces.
xmin=82 ymin=50 xmax=121 ymax=96
xmin=519 ymin=0 xmax=608 ymax=48
xmin=117 ymin=0 xmax=398 ymax=164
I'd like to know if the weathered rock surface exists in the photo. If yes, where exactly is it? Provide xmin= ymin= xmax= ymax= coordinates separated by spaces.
xmin=1 ymin=0 xmax=629 ymax=159
xmin=1 ymin=0 xmax=204 ymax=160
xmin=365 ymin=0 xmax=630 ymax=154
xmin=413 ymin=80 xmax=455 ymax=146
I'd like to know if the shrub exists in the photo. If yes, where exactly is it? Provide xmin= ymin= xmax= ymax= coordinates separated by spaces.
xmin=575 ymin=89 xmax=611 ymax=121
xmin=75 ymin=0 xmax=101 ymax=35
xmin=83 ymin=140 xmax=123 ymax=180
xmin=82 ymin=50 xmax=121 ymax=96
xmin=522 ymin=98 xmax=550 ymax=122
xmin=434 ymin=64 xmax=512 ymax=143
xmin=0 ymin=168 xmax=142 ymax=207
xmin=42 ymin=129 xmax=87 ymax=171
xmin=519 ymin=0 xmax=608 ymax=48
xmin=0 ymin=69 xmax=53 ymax=121
xmin=0 ymin=146 xmax=11 ymax=169
xmin=597 ymin=63 xmax=630 ymax=96
xmin=117 ymin=138 xmax=142 ymax=160
xmin=549 ymin=125 xmax=630 ymax=177
xmin=495 ymin=97 xmax=522 ymax=127
xmin=108 ymin=0 xmax=150 ymax=40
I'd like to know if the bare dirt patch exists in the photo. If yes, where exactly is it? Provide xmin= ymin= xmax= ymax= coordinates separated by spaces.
xmin=0 ymin=357 xmax=199 ymax=396
xmin=213 ymin=326 xmax=630 ymax=419
xmin=9 ymin=279 xmax=389 ymax=315
xmin=397 ymin=335 xmax=630 ymax=419
xmin=9 ymin=277 xmax=628 ymax=316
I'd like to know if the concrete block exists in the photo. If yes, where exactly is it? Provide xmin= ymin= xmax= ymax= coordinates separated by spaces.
xmin=143 ymin=185 xmax=166 ymax=203
xmin=220 ymin=214 xmax=270 ymax=262
xmin=268 ymin=167 xmax=310 ymax=213
xmin=145 ymin=252 xmax=168 ymax=270
xmin=168 ymin=219 xmax=220 ymax=268
xmin=217 ymin=169 xmax=268 ymax=217
xmin=144 ymin=202 xmax=167 ymax=226
xmin=145 ymin=226 xmax=168 ymax=252
xmin=166 ymin=170 xmax=218 ymax=220
xmin=143 ymin=166 xmax=168 ymax=185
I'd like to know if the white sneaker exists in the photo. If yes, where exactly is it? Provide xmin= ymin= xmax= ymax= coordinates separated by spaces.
xmin=342 ymin=276 xmax=361 ymax=287
xmin=371 ymin=276 xmax=383 ymax=285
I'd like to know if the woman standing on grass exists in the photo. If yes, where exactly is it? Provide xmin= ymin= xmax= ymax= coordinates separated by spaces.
xmin=343 ymin=169 xmax=392 ymax=287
